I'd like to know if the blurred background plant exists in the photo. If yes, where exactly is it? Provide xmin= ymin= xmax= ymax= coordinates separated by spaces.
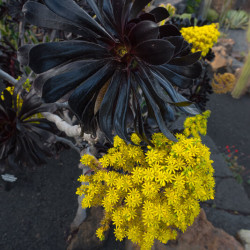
xmin=186 ymin=0 xmax=201 ymax=14
xmin=223 ymin=145 xmax=245 ymax=184
xmin=212 ymin=73 xmax=236 ymax=94
xmin=231 ymin=18 xmax=250 ymax=98
xmin=223 ymin=10 xmax=249 ymax=30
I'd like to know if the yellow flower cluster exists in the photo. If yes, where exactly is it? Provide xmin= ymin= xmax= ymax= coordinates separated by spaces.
xmin=183 ymin=110 xmax=211 ymax=138
xmin=76 ymin=112 xmax=215 ymax=249
xmin=212 ymin=73 xmax=236 ymax=94
xmin=180 ymin=24 xmax=220 ymax=57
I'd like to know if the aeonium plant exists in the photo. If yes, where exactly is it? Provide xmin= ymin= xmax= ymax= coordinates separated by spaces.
xmin=0 ymin=80 xmax=70 ymax=171
xmin=18 ymin=0 xmax=203 ymax=142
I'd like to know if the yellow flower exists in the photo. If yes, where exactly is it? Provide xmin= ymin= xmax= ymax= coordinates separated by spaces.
xmin=131 ymin=133 xmax=141 ymax=145
xmin=114 ymin=227 xmax=126 ymax=241
xmin=142 ymin=181 xmax=159 ymax=199
xmin=181 ymin=24 xmax=220 ymax=57
xmin=96 ymin=227 xmax=105 ymax=241
xmin=125 ymin=188 xmax=142 ymax=208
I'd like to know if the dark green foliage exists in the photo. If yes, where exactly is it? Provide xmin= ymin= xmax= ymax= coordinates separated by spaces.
xmin=186 ymin=0 xmax=201 ymax=14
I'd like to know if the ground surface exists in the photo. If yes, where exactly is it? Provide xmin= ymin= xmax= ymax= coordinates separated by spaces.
xmin=207 ymin=93 xmax=250 ymax=197
xmin=0 ymin=150 xmax=81 ymax=250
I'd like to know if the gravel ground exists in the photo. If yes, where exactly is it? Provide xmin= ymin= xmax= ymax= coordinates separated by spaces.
xmin=0 ymin=150 xmax=81 ymax=250
xmin=207 ymin=93 xmax=250 ymax=198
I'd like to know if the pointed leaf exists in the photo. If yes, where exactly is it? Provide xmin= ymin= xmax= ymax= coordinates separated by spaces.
xmin=68 ymin=62 xmax=116 ymax=120
xmin=169 ymin=51 xmax=201 ymax=66
xmin=164 ymin=61 xmax=202 ymax=78
xmin=99 ymin=70 xmax=123 ymax=141
xmin=112 ymin=0 xmax=125 ymax=31
xmin=151 ymin=69 xmax=200 ymax=115
xmin=43 ymin=0 xmax=114 ymax=39
xmin=134 ymin=71 xmax=177 ymax=141
xmin=134 ymin=39 xmax=175 ymax=65
xmin=154 ymin=65 xmax=194 ymax=89
xmin=42 ymin=60 xmax=107 ymax=103
xmin=29 ymin=41 xmax=110 ymax=74
xmin=113 ymin=74 xmax=131 ymax=142
xmin=80 ymin=92 xmax=98 ymax=134
xmin=23 ymin=2 xmax=94 ymax=38
xmin=169 ymin=101 xmax=193 ymax=107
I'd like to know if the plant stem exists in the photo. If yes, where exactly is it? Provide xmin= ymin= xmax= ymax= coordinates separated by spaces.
xmin=0 ymin=69 xmax=17 ymax=85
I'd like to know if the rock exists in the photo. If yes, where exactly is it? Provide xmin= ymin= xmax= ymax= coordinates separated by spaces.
xmin=211 ymin=153 xmax=234 ymax=177
xmin=125 ymin=209 xmax=244 ymax=250
xmin=210 ymin=46 xmax=233 ymax=73
xmin=70 ymin=195 xmax=87 ymax=232
xmin=231 ymin=51 xmax=246 ymax=62
xmin=67 ymin=207 xmax=109 ymax=250
xmin=202 ymin=136 xmax=220 ymax=154
xmin=235 ymin=68 xmax=242 ymax=80
xmin=217 ymin=38 xmax=235 ymax=55
xmin=237 ymin=229 xmax=250 ymax=250
xmin=231 ymin=58 xmax=244 ymax=73
xmin=203 ymin=206 xmax=250 ymax=236
xmin=226 ymin=29 xmax=248 ymax=54
xmin=213 ymin=178 xmax=250 ymax=214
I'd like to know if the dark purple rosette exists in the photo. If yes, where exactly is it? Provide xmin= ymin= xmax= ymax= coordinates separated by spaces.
xmin=19 ymin=0 xmax=202 ymax=142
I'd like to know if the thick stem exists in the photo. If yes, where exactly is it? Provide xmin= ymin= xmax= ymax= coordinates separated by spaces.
xmin=42 ymin=112 xmax=81 ymax=137
xmin=0 ymin=69 xmax=18 ymax=85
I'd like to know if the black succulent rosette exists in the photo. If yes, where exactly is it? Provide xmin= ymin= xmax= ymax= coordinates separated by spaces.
xmin=18 ymin=0 xmax=203 ymax=142
xmin=178 ymin=62 xmax=213 ymax=111
xmin=0 ymin=82 xmax=67 ymax=171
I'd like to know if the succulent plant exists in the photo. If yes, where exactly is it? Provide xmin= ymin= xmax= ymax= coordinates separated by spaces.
xmin=19 ymin=0 xmax=203 ymax=142
xmin=0 ymin=82 xmax=67 ymax=170
xmin=224 ymin=10 xmax=249 ymax=30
